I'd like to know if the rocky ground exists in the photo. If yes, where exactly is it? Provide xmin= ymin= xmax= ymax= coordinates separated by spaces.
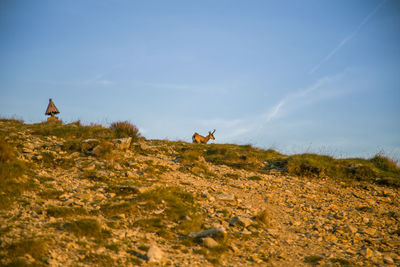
xmin=0 ymin=120 xmax=399 ymax=266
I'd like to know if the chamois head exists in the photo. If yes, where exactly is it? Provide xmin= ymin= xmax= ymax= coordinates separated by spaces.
xmin=208 ymin=129 xmax=216 ymax=140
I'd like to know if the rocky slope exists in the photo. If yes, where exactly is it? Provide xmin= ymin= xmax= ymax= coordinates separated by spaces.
xmin=0 ymin=120 xmax=399 ymax=266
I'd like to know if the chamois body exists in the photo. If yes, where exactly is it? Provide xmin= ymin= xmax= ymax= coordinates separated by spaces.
xmin=192 ymin=130 xmax=216 ymax=144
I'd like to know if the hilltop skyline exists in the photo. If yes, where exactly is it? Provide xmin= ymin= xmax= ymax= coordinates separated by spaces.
xmin=1 ymin=0 xmax=399 ymax=159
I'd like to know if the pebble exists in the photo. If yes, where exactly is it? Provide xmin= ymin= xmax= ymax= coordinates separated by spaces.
xmin=347 ymin=225 xmax=358 ymax=234
xmin=216 ymin=193 xmax=235 ymax=201
xmin=147 ymin=245 xmax=163 ymax=263
xmin=365 ymin=248 xmax=373 ymax=258
xmin=229 ymin=216 xmax=253 ymax=228
xmin=383 ymin=255 xmax=394 ymax=264
xmin=202 ymin=237 xmax=219 ymax=248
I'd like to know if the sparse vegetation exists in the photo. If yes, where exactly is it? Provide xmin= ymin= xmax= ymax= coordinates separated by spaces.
xmin=0 ymin=138 xmax=36 ymax=209
xmin=329 ymin=257 xmax=353 ymax=266
xmin=283 ymin=153 xmax=400 ymax=186
xmin=171 ymin=142 xmax=399 ymax=186
xmin=28 ymin=120 xmax=111 ymax=139
xmin=138 ymin=187 xmax=199 ymax=222
xmin=64 ymin=218 xmax=111 ymax=240
xmin=101 ymin=201 xmax=138 ymax=217
xmin=38 ymin=189 xmax=64 ymax=199
xmin=83 ymin=253 xmax=115 ymax=266
xmin=304 ymin=255 xmax=324 ymax=265
xmin=46 ymin=206 xmax=88 ymax=217
xmin=0 ymin=118 xmax=399 ymax=266
xmin=0 ymin=237 xmax=49 ymax=265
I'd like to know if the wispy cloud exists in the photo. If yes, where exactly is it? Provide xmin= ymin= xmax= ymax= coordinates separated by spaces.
xmin=197 ymin=71 xmax=350 ymax=144
xmin=309 ymin=0 xmax=386 ymax=74
xmin=83 ymin=73 xmax=114 ymax=86
xmin=260 ymin=73 xmax=343 ymax=123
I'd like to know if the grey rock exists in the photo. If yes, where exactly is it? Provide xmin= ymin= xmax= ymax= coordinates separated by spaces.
xmin=189 ymin=226 xmax=226 ymax=238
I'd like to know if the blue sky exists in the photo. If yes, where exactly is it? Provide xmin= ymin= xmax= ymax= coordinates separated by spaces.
xmin=1 ymin=0 xmax=399 ymax=159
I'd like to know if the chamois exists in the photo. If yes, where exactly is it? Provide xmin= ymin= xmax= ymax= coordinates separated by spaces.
xmin=192 ymin=130 xmax=216 ymax=144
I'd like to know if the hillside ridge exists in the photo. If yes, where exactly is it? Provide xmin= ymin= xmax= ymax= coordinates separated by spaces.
xmin=0 ymin=119 xmax=399 ymax=266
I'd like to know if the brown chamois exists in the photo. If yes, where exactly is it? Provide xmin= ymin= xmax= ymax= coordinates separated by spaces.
xmin=192 ymin=129 xmax=216 ymax=144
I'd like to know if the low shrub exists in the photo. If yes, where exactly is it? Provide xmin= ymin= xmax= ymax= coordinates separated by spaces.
xmin=370 ymin=154 xmax=398 ymax=172
xmin=110 ymin=121 xmax=141 ymax=141
xmin=287 ymin=154 xmax=334 ymax=178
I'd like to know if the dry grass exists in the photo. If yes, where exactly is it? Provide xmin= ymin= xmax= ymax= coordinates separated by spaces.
xmin=0 ymin=237 xmax=49 ymax=265
xmin=101 ymin=201 xmax=138 ymax=217
xmin=256 ymin=209 xmax=270 ymax=226
xmin=64 ymin=218 xmax=111 ymax=240
xmin=110 ymin=121 xmax=141 ymax=141
xmin=0 ymin=138 xmax=36 ymax=209
xmin=46 ymin=206 xmax=89 ymax=218
xmin=129 ymin=187 xmax=204 ymax=239
xmin=0 ymin=138 xmax=15 ymax=162
xmin=28 ymin=120 xmax=110 ymax=139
